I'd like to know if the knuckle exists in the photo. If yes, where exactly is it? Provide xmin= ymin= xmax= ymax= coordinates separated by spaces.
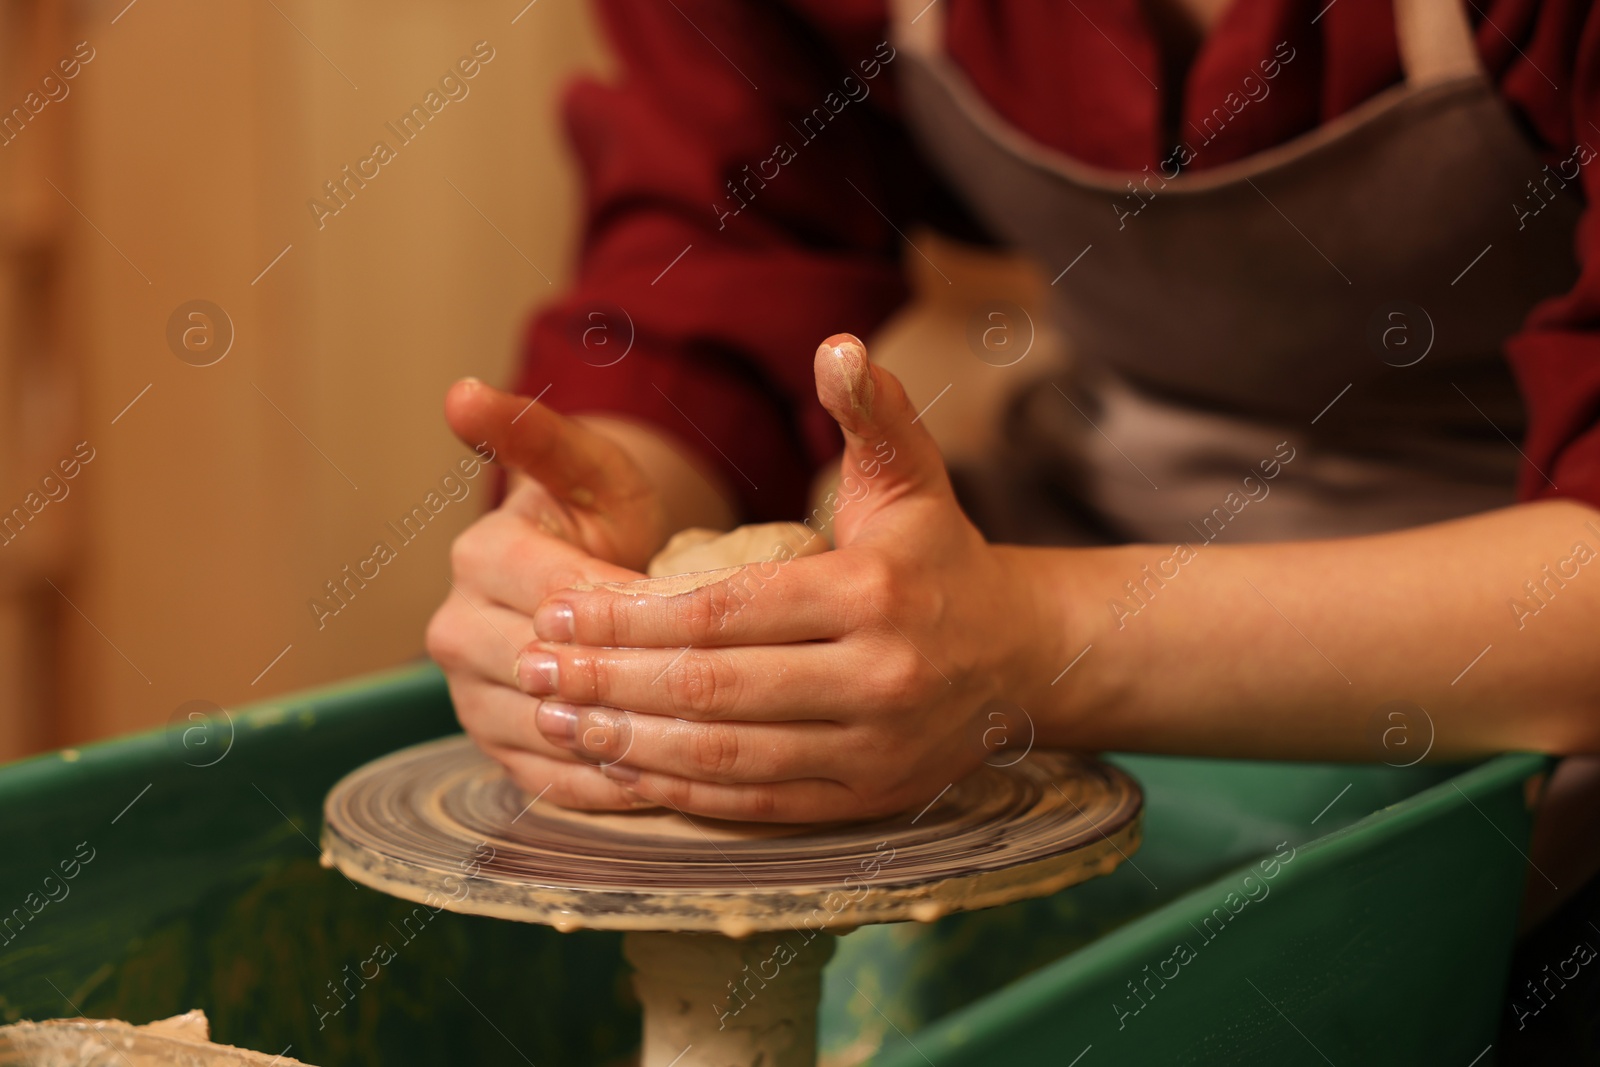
xmin=424 ymin=604 xmax=463 ymax=667
xmin=687 ymin=727 xmax=742 ymax=780
xmin=497 ymin=528 xmax=578 ymax=592
xmin=857 ymin=553 xmax=899 ymax=608
xmin=500 ymin=535 xmax=542 ymax=582
xmin=594 ymin=593 xmax=628 ymax=644
xmin=540 ymin=559 xmax=590 ymax=596
xmin=874 ymin=646 xmax=924 ymax=700
xmin=743 ymin=784 xmax=778 ymax=820
xmin=714 ymin=571 xmax=762 ymax=628
xmin=677 ymin=587 xmax=728 ymax=644
xmin=665 ymin=652 xmax=735 ymax=718
xmin=449 ymin=525 xmax=492 ymax=578
xmin=842 ymin=554 xmax=901 ymax=633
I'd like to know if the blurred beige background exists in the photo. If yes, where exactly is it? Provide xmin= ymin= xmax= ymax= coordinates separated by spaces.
xmin=0 ymin=0 xmax=613 ymax=756
xmin=0 ymin=0 xmax=1055 ymax=760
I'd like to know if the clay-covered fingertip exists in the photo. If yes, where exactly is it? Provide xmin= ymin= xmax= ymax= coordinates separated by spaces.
xmin=815 ymin=333 xmax=874 ymax=422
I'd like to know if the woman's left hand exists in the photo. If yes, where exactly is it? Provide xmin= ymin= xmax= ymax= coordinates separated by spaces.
xmin=511 ymin=335 xmax=1061 ymax=822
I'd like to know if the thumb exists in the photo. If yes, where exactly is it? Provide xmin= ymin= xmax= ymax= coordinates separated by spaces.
xmin=813 ymin=334 xmax=953 ymax=541
xmin=443 ymin=378 xmax=628 ymax=511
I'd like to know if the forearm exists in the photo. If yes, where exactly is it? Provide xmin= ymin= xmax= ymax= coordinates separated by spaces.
xmin=1021 ymin=499 xmax=1600 ymax=760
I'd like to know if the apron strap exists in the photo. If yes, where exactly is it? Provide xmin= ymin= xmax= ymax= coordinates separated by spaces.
xmin=1395 ymin=0 xmax=1482 ymax=87
xmin=889 ymin=0 xmax=941 ymax=59
xmin=888 ymin=0 xmax=1481 ymax=88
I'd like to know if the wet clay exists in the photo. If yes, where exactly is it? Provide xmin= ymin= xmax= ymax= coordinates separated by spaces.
xmin=645 ymin=521 xmax=829 ymax=579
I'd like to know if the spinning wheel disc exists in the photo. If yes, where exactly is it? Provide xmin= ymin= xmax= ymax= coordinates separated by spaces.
xmin=321 ymin=735 xmax=1142 ymax=935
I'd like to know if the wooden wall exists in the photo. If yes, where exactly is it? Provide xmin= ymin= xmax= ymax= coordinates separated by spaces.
xmin=0 ymin=0 xmax=608 ymax=754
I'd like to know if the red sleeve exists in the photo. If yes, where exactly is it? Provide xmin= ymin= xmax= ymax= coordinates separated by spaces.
xmin=1494 ymin=0 xmax=1600 ymax=509
xmin=512 ymin=1 xmax=958 ymax=520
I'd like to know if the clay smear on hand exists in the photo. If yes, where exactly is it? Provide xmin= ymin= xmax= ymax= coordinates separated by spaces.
xmin=819 ymin=334 xmax=874 ymax=422
xmin=590 ymin=566 xmax=747 ymax=598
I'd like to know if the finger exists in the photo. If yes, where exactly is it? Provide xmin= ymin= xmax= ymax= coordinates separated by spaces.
xmin=453 ymin=508 xmax=640 ymax=616
xmin=813 ymin=334 xmax=955 ymax=545
xmin=612 ymin=714 xmax=985 ymax=821
xmin=513 ymin=641 xmax=881 ymax=722
xmin=444 ymin=378 xmax=626 ymax=510
xmin=534 ymin=702 xmax=852 ymax=784
xmin=622 ymin=771 xmax=878 ymax=824
xmin=428 ymin=580 xmax=539 ymax=683
xmin=484 ymin=742 xmax=656 ymax=812
xmin=531 ymin=550 xmax=874 ymax=647
xmin=448 ymin=680 xmax=586 ymax=766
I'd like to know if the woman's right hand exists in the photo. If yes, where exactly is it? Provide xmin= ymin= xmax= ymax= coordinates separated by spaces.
xmin=425 ymin=378 xmax=680 ymax=809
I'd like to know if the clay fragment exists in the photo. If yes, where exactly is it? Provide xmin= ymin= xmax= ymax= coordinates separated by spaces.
xmin=0 ymin=1011 xmax=319 ymax=1067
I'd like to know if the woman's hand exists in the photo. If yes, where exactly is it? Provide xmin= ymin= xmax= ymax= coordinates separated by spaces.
xmin=515 ymin=336 xmax=1056 ymax=822
xmin=426 ymin=378 xmax=721 ymax=810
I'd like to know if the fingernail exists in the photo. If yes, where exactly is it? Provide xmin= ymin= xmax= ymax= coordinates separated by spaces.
xmin=515 ymin=650 xmax=559 ymax=695
xmin=535 ymin=601 xmax=575 ymax=642
xmin=535 ymin=701 xmax=578 ymax=747
xmin=602 ymin=762 xmax=640 ymax=784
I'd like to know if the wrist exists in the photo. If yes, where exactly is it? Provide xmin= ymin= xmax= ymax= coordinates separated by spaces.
xmin=998 ymin=544 xmax=1134 ymax=749
xmin=992 ymin=545 xmax=1072 ymax=705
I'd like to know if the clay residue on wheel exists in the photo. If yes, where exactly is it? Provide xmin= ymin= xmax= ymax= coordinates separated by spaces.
xmin=320 ymin=735 xmax=1143 ymax=934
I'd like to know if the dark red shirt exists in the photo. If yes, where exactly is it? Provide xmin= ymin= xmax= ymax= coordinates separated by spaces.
xmin=515 ymin=0 xmax=1600 ymax=522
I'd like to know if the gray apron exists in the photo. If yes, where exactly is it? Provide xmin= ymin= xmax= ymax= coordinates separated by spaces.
xmin=890 ymin=0 xmax=1581 ymax=546
xmin=815 ymin=12 xmax=1584 ymax=1057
